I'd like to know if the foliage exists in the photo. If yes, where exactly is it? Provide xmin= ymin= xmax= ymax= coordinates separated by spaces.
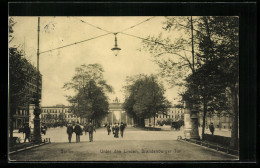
xmin=64 ymin=64 xmax=112 ymax=122
xmin=63 ymin=64 xmax=113 ymax=93
xmin=9 ymin=17 xmax=16 ymax=43
xmin=123 ymin=75 xmax=171 ymax=127
xmin=142 ymin=16 xmax=238 ymax=147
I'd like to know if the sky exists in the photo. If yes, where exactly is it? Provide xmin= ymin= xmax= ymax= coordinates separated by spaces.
xmin=10 ymin=16 xmax=184 ymax=106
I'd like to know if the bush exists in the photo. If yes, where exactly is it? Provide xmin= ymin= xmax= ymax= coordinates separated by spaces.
xmin=157 ymin=120 xmax=163 ymax=126
xmin=203 ymin=134 xmax=234 ymax=149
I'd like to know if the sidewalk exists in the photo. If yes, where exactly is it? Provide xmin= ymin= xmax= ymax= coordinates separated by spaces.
xmin=198 ymin=127 xmax=231 ymax=137
xmin=9 ymin=140 xmax=238 ymax=161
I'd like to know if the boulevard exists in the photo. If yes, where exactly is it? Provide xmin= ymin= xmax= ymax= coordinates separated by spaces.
xmin=9 ymin=127 xmax=237 ymax=161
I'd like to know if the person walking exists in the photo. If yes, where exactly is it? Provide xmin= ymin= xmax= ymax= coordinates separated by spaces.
xmin=209 ymin=123 xmax=215 ymax=135
xmin=84 ymin=123 xmax=88 ymax=135
xmin=114 ymin=123 xmax=119 ymax=138
xmin=112 ymin=123 xmax=116 ymax=135
xmin=66 ymin=122 xmax=74 ymax=143
xmin=120 ymin=122 xmax=126 ymax=138
xmin=88 ymin=120 xmax=96 ymax=142
xmin=74 ymin=122 xmax=83 ymax=143
xmin=106 ymin=123 xmax=111 ymax=135
xmin=23 ymin=123 xmax=31 ymax=143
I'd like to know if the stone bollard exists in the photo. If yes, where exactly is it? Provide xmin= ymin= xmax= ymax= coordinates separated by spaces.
xmin=190 ymin=109 xmax=200 ymax=140
xmin=184 ymin=107 xmax=192 ymax=139
xmin=184 ymin=101 xmax=200 ymax=140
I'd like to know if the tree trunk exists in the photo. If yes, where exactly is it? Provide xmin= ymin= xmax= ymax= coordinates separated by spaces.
xmin=201 ymin=100 xmax=207 ymax=140
xmin=9 ymin=107 xmax=15 ymax=139
xmin=10 ymin=116 xmax=14 ymax=139
xmin=230 ymin=85 xmax=239 ymax=149
xmin=153 ymin=113 xmax=156 ymax=128
xmin=141 ymin=117 xmax=145 ymax=127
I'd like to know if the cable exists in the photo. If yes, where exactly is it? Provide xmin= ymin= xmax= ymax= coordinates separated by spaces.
xmin=40 ymin=33 xmax=112 ymax=54
xmin=120 ymin=32 xmax=192 ymax=53
xmin=118 ymin=16 xmax=156 ymax=33
xmin=74 ymin=17 xmax=156 ymax=34
xmin=74 ymin=18 xmax=113 ymax=34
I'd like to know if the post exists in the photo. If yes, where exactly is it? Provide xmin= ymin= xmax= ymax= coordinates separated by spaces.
xmin=184 ymin=101 xmax=192 ymax=139
xmin=125 ymin=112 xmax=127 ymax=124
xmin=111 ymin=111 xmax=113 ymax=124
xmin=32 ymin=16 xmax=42 ymax=144
xmin=191 ymin=16 xmax=195 ymax=71
xmin=190 ymin=109 xmax=200 ymax=140
xmin=184 ymin=99 xmax=200 ymax=140
xmin=119 ymin=111 xmax=121 ymax=123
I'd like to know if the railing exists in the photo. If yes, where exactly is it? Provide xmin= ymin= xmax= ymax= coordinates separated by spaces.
xmin=179 ymin=138 xmax=238 ymax=156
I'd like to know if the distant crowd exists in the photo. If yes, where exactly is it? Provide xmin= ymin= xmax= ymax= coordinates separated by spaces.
xmin=65 ymin=121 xmax=127 ymax=143
xmin=105 ymin=122 xmax=126 ymax=138
xmin=66 ymin=121 xmax=96 ymax=143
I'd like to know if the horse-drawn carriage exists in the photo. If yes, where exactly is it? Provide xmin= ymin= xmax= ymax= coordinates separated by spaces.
xmin=171 ymin=120 xmax=184 ymax=130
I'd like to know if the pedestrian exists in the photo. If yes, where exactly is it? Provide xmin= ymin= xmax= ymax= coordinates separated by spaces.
xmin=114 ymin=123 xmax=119 ymax=138
xmin=66 ymin=122 xmax=74 ymax=143
xmin=112 ymin=123 xmax=116 ymax=135
xmin=120 ymin=122 xmax=125 ymax=138
xmin=209 ymin=123 xmax=215 ymax=135
xmin=88 ymin=120 xmax=96 ymax=142
xmin=74 ymin=121 xmax=83 ymax=143
xmin=23 ymin=123 xmax=31 ymax=143
xmin=84 ymin=123 xmax=88 ymax=135
xmin=107 ymin=123 xmax=111 ymax=135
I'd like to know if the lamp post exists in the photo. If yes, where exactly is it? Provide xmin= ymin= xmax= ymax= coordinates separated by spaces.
xmin=111 ymin=33 xmax=121 ymax=56
xmin=32 ymin=16 xmax=42 ymax=144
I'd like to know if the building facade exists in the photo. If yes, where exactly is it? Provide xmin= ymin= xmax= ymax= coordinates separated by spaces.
xmin=145 ymin=107 xmax=185 ymax=127
xmin=198 ymin=112 xmax=233 ymax=130
xmin=41 ymin=105 xmax=81 ymax=124
xmin=12 ymin=59 xmax=42 ymax=129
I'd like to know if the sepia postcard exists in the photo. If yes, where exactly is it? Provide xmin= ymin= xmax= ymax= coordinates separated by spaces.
xmin=6 ymin=2 xmax=256 ymax=163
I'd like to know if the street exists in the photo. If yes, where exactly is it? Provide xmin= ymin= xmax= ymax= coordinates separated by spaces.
xmin=12 ymin=126 xmax=231 ymax=144
xmin=9 ymin=127 xmax=237 ymax=161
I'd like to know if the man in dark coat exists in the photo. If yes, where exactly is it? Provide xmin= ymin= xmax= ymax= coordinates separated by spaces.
xmin=120 ymin=122 xmax=126 ymax=138
xmin=106 ymin=123 xmax=111 ymax=135
xmin=66 ymin=122 xmax=74 ymax=143
xmin=74 ymin=122 xmax=82 ymax=143
xmin=23 ymin=123 xmax=31 ymax=143
xmin=112 ymin=123 xmax=116 ymax=135
xmin=84 ymin=123 xmax=88 ymax=135
xmin=114 ymin=123 xmax=119 ymax=138
xmin=209 ymin=123 xmax=215 ymax=135
xmin=88 ymin=121 xmax=96 ymax=142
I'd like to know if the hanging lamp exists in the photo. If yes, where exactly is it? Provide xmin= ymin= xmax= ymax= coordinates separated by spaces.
xmin=111 ymin=33 xmax=121 ymax=56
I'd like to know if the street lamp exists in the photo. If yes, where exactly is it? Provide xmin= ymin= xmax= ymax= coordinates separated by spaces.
xmin=32 ymin=16 xmax=42 ymax=144
xmin=111 ymin=33 xmax=121 ymax=56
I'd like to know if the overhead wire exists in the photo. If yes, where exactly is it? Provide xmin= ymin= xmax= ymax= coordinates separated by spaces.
xmin=40 ymin=17 xmax=157 ymax=54
xmin=120 ymin=32 xmax=192 ymax=53
xmin=40 ymin=32 xmax=112 ymax=54
xmin=118 ymin=16 xmax=156 ymax=33
xmin=74 ymin=18 xmax=113 ymax=34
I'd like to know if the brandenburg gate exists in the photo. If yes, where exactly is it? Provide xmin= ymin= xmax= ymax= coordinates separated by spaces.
xmin=102 ymin=98 xmax=134 ymax=126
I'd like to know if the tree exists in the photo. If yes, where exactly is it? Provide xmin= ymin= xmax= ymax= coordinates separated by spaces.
xmin=64 ymin=64 xmax=112 ymax=124
xmin=142 ymin=16 xmax=238 ymax=148
xmin=192 ymin=16 xmax=238 ymax=148
xmin=182 ymin=61 xmax=229 ymax=139
xmin=58 ymin=113 xmax=65 ymax=125
xmin=9 ymin=47 xmax=36 ymax=139
xmin=63 ymin=64 xmax=113 ymax=93
xmin=123 ymin=75 xmax=171 ymax=127
xmin=9 ymin=17 xmax=16 ymax=43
